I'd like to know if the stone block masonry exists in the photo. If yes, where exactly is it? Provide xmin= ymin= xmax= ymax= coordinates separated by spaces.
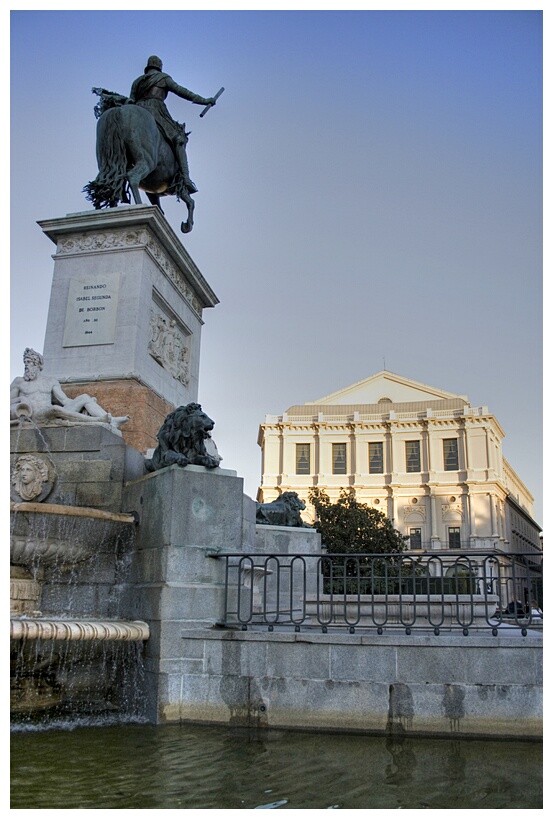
xmin=120 ymin=466 xmax=541 ymax=738
xmin=62 ymin=380 xmax=173 ymax=453
xmin=153 ymin=628 xmax=542 ymax=739
xmin=11 ymin=424 xmax=144 ymax=512
xmin=121 ymin=464 xmax=250 ymax=720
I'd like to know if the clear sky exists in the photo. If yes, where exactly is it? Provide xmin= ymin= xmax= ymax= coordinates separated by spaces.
xmin=9 ymin=8 xmax=543 ymax=524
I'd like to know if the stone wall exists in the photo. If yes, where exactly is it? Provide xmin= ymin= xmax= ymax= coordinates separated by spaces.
xmin=10 ymin=423 xmax=144 ymax=512
xmin=10 ymin=424 xmax=145 ymax=618
xmin=119 ymin=466 xmax=541 ymax=738
xmin=152 ymin=628 xmax=542 ymax=739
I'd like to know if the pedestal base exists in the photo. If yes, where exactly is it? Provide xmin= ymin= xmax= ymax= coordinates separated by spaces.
xmin=62 ymin=378 xmax=173 ymax=453
xmin=122 ymin=464 xmax=248 ymax=722
xmin=39 ymin=205 xmax=219 ymax=445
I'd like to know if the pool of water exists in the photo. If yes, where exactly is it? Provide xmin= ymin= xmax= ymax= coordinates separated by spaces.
xmin=11 ymin=721 xmax=542 ymax=809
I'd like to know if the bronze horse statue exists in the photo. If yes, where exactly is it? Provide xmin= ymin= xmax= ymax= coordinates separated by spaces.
xmin=84 ymin=94 xmax=195 ymax=233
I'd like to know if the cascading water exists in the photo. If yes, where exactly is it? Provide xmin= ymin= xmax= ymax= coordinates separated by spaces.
xmin=10 ymin=508 xmax=149 ymax=727
xmin=11 ymin=628 xmax=148 ymax=729
xmin=10 ymin=415 xmax=150 ymax=728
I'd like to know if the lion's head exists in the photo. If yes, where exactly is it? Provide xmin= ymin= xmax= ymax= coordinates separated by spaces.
xmin=279 ymin=491 xmax=306 ymax=512
xmin=168 ymin=403 xmax=214 ymax=455
xmin=146 ymin=403 xmax=220 ymax=472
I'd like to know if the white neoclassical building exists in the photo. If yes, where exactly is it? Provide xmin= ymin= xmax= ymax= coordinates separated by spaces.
xmin=257 ymin=371 xmax=541 ymax=557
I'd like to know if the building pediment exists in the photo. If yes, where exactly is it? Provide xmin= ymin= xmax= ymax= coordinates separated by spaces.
xmin=305 ymin=370 xmax=468 ymax=407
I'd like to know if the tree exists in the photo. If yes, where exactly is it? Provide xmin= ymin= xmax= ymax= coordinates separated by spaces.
xmin=308 ymin=488 xmax=412 ymax=594
xmin=308 ymin=487 xmax=407 ymax=555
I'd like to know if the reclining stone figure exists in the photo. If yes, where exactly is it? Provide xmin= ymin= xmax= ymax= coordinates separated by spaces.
xmin=10 ymin=348 xmax=129 ymax=429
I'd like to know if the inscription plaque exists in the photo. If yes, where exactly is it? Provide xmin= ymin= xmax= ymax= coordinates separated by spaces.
xmin=63 ymin=272 xmax=120 ymax=347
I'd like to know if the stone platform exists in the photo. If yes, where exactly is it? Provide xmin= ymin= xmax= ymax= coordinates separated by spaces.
xmin=157 ymin=627 xmax=542 ymax=739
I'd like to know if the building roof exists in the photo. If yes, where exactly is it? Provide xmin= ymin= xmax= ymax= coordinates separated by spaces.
xmin=304 ymin=370 xmax=469 ymax=407
xmin=285 ymin=397 xmax=468 ymax=417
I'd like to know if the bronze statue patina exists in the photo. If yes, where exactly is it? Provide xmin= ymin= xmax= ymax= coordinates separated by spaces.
xmin=84 ymin=56 xmax=223 ymax=233
xmin=256 ymin=492 xmax=311 ymax=528
xmin=145 ymin=403 xmax=222 ymax=472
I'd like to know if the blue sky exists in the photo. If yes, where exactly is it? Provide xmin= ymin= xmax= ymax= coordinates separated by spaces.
xmin=9 ymin=8 xmax=543 ymax=523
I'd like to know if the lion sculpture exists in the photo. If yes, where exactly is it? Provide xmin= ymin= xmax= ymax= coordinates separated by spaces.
xmin=256 ymin=492 xmax=311 ymax=527
xmin=145 ymin=403 xmax=222 ymax=472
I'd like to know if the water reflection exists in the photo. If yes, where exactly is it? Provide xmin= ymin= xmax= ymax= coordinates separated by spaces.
xmin=384 ymin=734 xmax=418 ymax=786
xmin=11 ymin=722 xmax=542 ymax=809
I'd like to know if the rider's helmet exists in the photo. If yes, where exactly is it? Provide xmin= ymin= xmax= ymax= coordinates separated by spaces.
xmin=145 ymin=55 xmax=163 ymax=72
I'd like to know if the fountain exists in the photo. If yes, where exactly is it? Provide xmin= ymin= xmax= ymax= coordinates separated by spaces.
xmin=10 ymin=500 xmax=137 ymax=568
xmin=9 ymin=368 xmax=151 ymax=723
xmin=7 ymin=195 xmax=237 ymax=728
xmin=9 ymin=199 xmax=541 ymax=738
xmin=10 ymin=493 xmax=149 ymax=721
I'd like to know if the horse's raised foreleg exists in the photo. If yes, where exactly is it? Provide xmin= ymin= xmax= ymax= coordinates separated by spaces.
xmin=180 ymin=192 xmax=195 ymax=234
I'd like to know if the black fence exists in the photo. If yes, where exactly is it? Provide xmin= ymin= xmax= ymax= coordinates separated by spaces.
xmin=214 ymin=551 xmax=542 ymax=636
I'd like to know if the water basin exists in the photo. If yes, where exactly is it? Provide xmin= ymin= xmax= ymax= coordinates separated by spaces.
xmin=10 ymin=502 xmax=137 ymax=567
xmin=10 ymin=723 xmax=542 ymax=809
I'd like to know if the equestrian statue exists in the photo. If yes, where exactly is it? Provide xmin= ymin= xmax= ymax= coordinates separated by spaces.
xmin=84 ymin=56 xmax=224 ymax=233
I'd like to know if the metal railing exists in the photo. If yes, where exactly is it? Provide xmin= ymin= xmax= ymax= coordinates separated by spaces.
xmin=214 ymin=551 xmax=542 ymax=636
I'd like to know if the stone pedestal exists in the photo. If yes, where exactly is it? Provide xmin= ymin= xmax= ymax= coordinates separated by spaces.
xmin=38 ymin=205 xmax=219 ymax=452
xmin=61 ymin=380 xmax=172 ymax=454
xmin=254 ymin=524 xmax=322 ymax=555
xmin=121 ymin=464 xmax=249 ymax=722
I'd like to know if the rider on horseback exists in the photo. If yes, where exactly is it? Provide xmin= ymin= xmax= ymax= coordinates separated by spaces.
xmin=129 ymin=56 xmax=216 ymax=197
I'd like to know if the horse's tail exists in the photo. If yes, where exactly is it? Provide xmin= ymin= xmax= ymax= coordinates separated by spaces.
xmin=83 ymin=108 xmax=129 ymax=209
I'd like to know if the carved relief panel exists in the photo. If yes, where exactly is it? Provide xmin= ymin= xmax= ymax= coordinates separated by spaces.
xmin=148 ymin=304 xmax=191 ymax=388
xmin=441 ymin=502 xmax=464 ymax=522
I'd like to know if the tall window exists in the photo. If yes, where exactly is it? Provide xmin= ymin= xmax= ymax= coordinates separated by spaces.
xmin=369 ymin=442 xmax=383 ymax=474
xmin=332 ymin=443 xmax=347 ymax=475
xmin=443 ymin=438 xmax=459 ymax=471
xmin=409 ymin=528 xmax=422 ymax=549
xmin=448 ymin=526 xmax=461 ymax=549
xmin=295 ymin=443 xmax=311 ymax=475
xmin=405 ymin=440 xmax=421 ymax=473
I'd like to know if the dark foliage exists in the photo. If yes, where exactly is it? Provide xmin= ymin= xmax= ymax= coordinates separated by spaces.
xmin=308 ymin=487 xmax=408 ymax=555
xmin=308 ymin=488 xmax=417 ymax=594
